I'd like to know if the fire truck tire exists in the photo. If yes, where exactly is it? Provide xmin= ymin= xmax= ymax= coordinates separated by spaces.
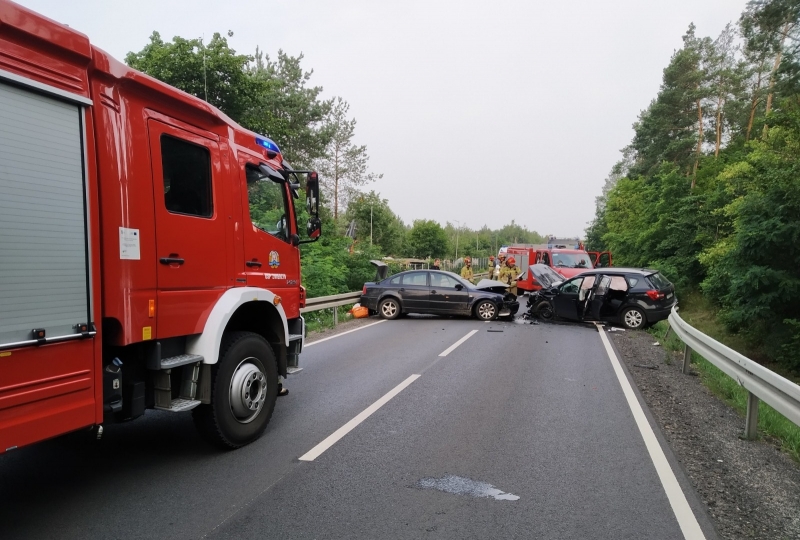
xmin=193 ymin=331 xmax=278 ymax=449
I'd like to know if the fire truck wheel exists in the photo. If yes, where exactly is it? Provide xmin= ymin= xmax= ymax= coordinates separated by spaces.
xmin=193 ymin=331 xmax=278 ymax=449
xmin=474 ymin=300 xmax=498 ymax=321
xmin=378 ymin=297 xmax=401 ymax=320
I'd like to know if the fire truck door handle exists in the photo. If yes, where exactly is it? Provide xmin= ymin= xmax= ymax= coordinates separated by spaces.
xmin=159 ymin=256 xmax=185 ymax=265
xmin=246 ymin=260 xmax=262 ymax=268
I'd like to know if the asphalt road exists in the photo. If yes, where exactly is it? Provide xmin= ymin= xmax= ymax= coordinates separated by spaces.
xmin=0 ymin=316 xmax=718 ymax=540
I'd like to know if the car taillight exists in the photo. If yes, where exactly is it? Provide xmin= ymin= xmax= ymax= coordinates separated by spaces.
xmin=362 ymin=285 xmax=367 ymax=295
xmin=646 ymin=290 xmax=665 ymax=300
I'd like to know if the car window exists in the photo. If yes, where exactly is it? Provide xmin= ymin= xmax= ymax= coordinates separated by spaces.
xmin=402 ymin=272 xmax=428 ymax=286
xmin=388 ymin=275 xmax=402 ymax=285
xmin=609 ymin=276 xmax=628 ymax=291
xmin=595 ymin=275 xmax=612 ymax=295
xmin=647 ymin=272 xmax=672 ymax=289
xmin=626 ymin=276 xmax=640 ymax=288
xmin=432 ymin=273 xmax=461 ymax=289
xmin=560 ymin=277 xmax=583 ymax=294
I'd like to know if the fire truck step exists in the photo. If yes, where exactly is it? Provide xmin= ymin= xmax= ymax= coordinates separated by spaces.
xmin=155 ymin=397 xmax=201 ymax=413
xmin=160 ymin=354 xmax=204 ymax=370
xmin=288 ymin=334 xmax=303 ymax=342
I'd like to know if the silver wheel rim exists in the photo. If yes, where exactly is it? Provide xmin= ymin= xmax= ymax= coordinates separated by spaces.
xmin=229 ymin=357 xmax=267 ymax=424
xmin=381 ymin=300 xmax=398 ymax=318
xmin=625 ymin=310 xmax=643 ymax=328
xmin=478 ymin=302 xmax=496 ymax=320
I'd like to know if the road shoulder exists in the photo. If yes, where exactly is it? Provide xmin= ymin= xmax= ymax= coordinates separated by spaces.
xmin=610 ymin=328 xmax=800 ymax=540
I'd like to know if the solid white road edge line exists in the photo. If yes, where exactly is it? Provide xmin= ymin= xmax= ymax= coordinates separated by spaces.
xmin=438 ymin=329 xmax=479 ymax=357
xmin=596 ymin=324 xmax=707 ymax=540
xmin=298 ymin=374 xmax=421 ymax=462
xmin=304 ymin=320 xmax=387 ymax=348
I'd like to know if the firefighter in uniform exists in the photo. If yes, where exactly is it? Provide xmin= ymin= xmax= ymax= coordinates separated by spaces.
xmin=499 ymin=256 xmax=521 ymax=295
xmin=496 ymin=253 xmax=507 ymax=279
xmin=460 ymin=256 xmax=474 ymax=282
xmin=487 ymin=256 xmax=495 ymax=277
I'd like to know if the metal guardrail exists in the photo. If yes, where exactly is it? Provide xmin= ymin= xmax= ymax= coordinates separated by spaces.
xmin=301 ymin=291 xmax=362 ymax=324
xmin=668 ymin=306 xmax=800 ymax=439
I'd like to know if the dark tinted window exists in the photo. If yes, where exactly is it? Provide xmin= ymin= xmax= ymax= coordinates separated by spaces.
xmin=402 ymin=272 xmax=428 ymax=286
xmin=626 ymin=276 xmax=640 ymax=288
xmin=647 ymin=272 xmax=672 ymax=289
xmin=162 ymin=136 xmax=212 ymax=217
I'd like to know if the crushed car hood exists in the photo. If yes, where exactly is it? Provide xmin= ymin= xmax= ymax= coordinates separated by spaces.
xmin=474 ymin=279 xmax=511 ymax=294
xmin=528 ymin=264 xmax=564 ymax=289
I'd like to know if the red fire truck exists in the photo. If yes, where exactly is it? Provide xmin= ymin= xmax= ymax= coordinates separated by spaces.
xmin=503 ymin=243 xmax=612 ymax=293
xmin=0 ymin=0 xmax=321 ymax=452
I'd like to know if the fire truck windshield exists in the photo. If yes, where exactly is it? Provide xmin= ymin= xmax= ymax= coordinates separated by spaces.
xmin=246 ymin=164 xmax=290 ymax=241
xmin=551 ymin=252 xmax=593 ymax=269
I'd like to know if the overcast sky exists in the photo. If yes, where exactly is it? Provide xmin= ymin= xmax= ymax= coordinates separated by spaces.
xmin=23 ymin=0 xmax=747 ymax=237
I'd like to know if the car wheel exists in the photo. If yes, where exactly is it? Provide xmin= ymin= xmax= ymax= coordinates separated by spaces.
xmin=532 ymin=300 xmax=554 ymax=320
xmin=378 ymin=297 xmax=401 ymax=320
xmin=474 ymin=300 xmax=498 ymax=321
xmin=193 ymin=331 xmax=278 ymax=449
xmin=621 ymin=307 xmax=646 ymax=330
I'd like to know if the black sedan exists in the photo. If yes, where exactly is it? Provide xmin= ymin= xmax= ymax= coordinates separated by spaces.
xmin=527 ymin=267 xmax=676 ymax=329
xmin=361 ymin=269 xmax=519 ymax=321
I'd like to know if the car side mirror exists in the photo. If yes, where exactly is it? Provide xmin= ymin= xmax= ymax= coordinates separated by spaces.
xmin=455 ymin=284 xmax=464 ymax=290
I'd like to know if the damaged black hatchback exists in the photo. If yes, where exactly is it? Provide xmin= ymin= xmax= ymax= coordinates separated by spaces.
xmin=361 ymin=268 xmax=520 ymax=321
xmin=527 ymin=266 xmax=676 ymax=329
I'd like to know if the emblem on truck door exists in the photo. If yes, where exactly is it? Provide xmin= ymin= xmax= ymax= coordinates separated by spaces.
xmin=269 ymin=251 xmax=280 ymax=268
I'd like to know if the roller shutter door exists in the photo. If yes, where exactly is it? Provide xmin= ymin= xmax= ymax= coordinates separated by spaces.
xmin=0 ymin=81 xmax=90 ymax=347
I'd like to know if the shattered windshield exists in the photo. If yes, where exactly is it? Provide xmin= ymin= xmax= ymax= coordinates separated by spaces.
xmin=551 ymin=252 xmax=593 ymax=269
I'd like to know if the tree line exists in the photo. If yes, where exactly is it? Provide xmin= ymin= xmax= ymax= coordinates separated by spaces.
xmin=125 ymin=32 xmax=546 ymax=297
xmin=585 ymin=0 xmax=800 ymax=372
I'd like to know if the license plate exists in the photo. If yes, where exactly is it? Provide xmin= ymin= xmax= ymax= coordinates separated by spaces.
xmin=666 ymin=293 xmax=673 ymax=299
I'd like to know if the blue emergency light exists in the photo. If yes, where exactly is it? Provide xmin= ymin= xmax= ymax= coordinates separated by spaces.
xmin=255 ymin=137 xmax=281 ymax=153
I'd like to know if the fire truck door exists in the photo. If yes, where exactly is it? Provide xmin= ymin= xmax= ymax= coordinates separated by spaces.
xmin=240 ymin=159 xmax=300 ymax=307
xmin=149 ymin=121 xmax=227 ymax=337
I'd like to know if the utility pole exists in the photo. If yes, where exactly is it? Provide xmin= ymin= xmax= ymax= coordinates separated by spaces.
xmin=454 ymin=220 xmax=461 ymax=260
xmin=370 ymin=202 xmax=373 ymax=246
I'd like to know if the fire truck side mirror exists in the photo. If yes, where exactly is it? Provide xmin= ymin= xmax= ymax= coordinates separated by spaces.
xmin=306 ymin=216 xmax=322 ymax=239
xmin=306 ymin=172 xmax=320 ymax=217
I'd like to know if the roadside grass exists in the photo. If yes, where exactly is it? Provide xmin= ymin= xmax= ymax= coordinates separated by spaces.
xmin=304 ymin=304 xmax=356 ymax=333
xmin=649 ymin=297 xmax=800 ymax=462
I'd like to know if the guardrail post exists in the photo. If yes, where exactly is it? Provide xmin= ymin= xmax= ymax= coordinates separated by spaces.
xmin=744 ymin=391 xmax=759 ymax=440
xmin=682 ymin=344 xmax=692 ymax=374
xmin=333 ymin=307 xmax=338 ymax=326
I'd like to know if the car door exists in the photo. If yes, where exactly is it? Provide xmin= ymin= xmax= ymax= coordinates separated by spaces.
xmin=586 ymin=275 xmax=611 ymax=320
xmin=400 ymin=271 xmax=431 ymax=312
xmin=429 ymin=273 xmax=469 ymax=314
xmin=552 ymin=276 xmax=584 ymax=320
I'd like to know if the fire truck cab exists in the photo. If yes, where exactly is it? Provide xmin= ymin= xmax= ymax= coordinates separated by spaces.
xmin=505 ymin=243 xmax=612 ymax=294
xmin=0 ymin=0 xmax=320 ymax=452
